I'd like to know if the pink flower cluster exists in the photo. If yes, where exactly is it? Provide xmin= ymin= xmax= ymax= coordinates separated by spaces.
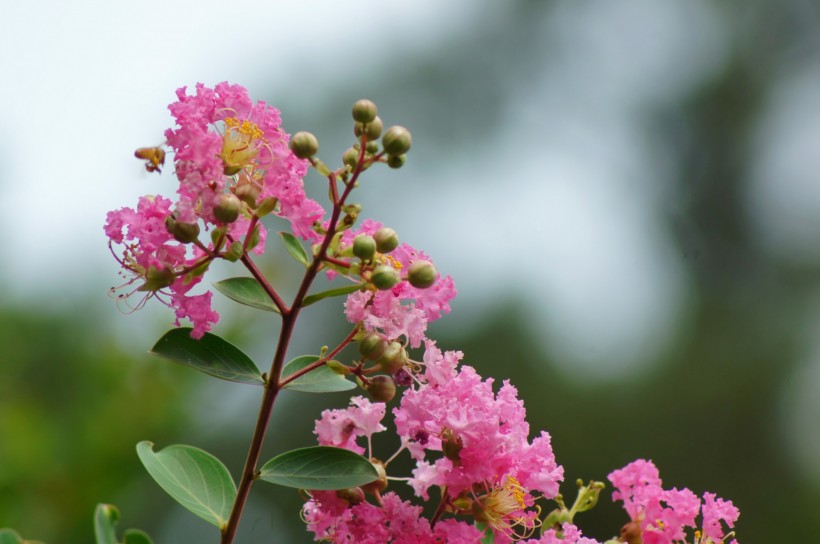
xmin=105 ymin=83 xmax=325 ymax=337
xmin=342 ymin=219 xmax=457 ymax=348
xmin=304 ymin=341 xmax=565 ymax=543
xmin=608 ymin=459 xmax=739 ymax=544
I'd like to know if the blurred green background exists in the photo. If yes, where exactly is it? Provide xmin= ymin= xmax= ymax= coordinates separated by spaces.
xmin=2 ymin=0 xmax=820 ymax=542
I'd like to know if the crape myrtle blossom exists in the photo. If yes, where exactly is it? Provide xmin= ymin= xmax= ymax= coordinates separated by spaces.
xmin=105 ymin=83 xmax=325 ymax=337
xmin=341 ymin=219 xmax=457 ymax=348
xmin=522 ymin=523 xmax=602 ymax=544
xmin=303 ymin=341 xmax=563 ymax=543
xmin=608 ymin=459 xmax=740 ymax=544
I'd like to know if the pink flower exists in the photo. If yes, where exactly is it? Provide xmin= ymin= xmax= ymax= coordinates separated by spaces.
xmin=701 ymin=492 xmax=739 ymax=543
xmin=524 ymin=523 xmax=602 ymax=544
xmin=314 ymin=396 xmax=387 ymax=455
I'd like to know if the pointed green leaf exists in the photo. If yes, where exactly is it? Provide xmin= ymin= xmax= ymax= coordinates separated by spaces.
xmin=475 ymin=522 xmax=494 ymax=544
xmin=94 ymin=504 xmax=119 ymax=544
xmin=136 ymin=442 xmax=236 ymax=530
xmin=213 ymin=277 xmax=281 ymax=314
xmin=258 ymin=446 xmax=378 ymax=490
xmin=279 ymin=231 xmax=310 ymax=267
xmin=0 ymin=530 xmax=24 ymax=544
xmin=302 ymin=283 xmax=365 ymax=308
xmin=150 ymin=328 xmax=264 ymax=385
xmin=281 ymin=355 xmax=355 ymax=393
xmin=123 ymin=530 xmax=153 ymax=544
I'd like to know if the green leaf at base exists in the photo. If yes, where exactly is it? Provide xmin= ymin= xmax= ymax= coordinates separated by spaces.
xmin=150 ymin=328 xmax=264 ymax=385
xmin=258 ymin=446 xmax=378 ymax=490
xmin=213 ymin=277 xmax=281 ymax=314
xmin=94 ymin=504 xmax=153 ymax=544
xmin=279 ymin=232 xmax=310 ymax=267
xmin=136 ymin=442 xmax=236 ymax=530
xmin=281 ymin=355 xmax=355 ymax=393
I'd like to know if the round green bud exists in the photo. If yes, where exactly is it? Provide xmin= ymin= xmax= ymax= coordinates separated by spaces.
xmin=359 ymin=332 xmax=387 ymax=360
xmin=366 ymin=141 xmax=380 ymax=154
xmin=223 ymin=241 xmax=244 ymax=262
xmin=373 ymin=227 xmax=399 ymax=253
xmin=213 ymin=193 xmax=242 ymax=224
xmin=352 ymin=99 xmax=378 ymax=124
xmin=336 ymin=487 xmax=365 ymax=505
xmin=165 ymin=215 xmax=200 ymax=244
xmin=370 ymin=265 xmax=400 ymax=290
xmin=289 ymin=131 xmax=319 ymax=159
xmin=355 ymin=116 xmax=384 ymax=140
xmin=343 ymin=146 xmax=360 ymax=168
xmin=407 ymin=260 xmax=437 ymax=289
xmin=382 ymin=126 xmax=412 ymax=155
xmin=234 ymin=183 xmax=259 ymax=206
xmin=386 ymin=154 xmax=406 ymax=169
xmin=362 ymin=459 xmax=388 ymax=494
xmin=141 ymin=265 xmax=174 ymax=291
xmin=353 ymin=234 xmax=377 ymax=261
xmin=376 ymin=341 xmax=407 ymax=374
xmin=366 ymin=375 xmax=396 ymax=403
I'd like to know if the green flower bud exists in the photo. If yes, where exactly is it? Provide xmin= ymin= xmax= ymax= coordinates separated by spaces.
xmin=366 ymin=375 xmax=396 ymax=403
xmin=382 ymin=126 xmax=412 ymax=155
xmin=234 ymin=183 xmax=259 ymax=206
xmin=343 ymin=146 xmax=360 ymax=168
xmin=366 ymin=141 xmax=380 ymax=154
xmin=441 ymin=428 xmax=463 ymax=463
xmin=373 ymin=227 xmax=399 ymax=253
xmin=165 ymin=215 xmax=200 ymax=244
xmin=359 ymin=332 xmax=387 ymax=360
xmin=140 ymin=265 xmax=174 ymax=291
xmin=223 ymin=241 xmax=243 ymax=262
xmin=336 ymin=487 xmax=365 ymax=505
xmin=256 ymin=197 xmax=278 ymax=217
xmin=386 ymin=154 xmax=406 ymax=169
xmin=353 ymin=235 xmax=377 ymax=261
xmin=542 ymin=507 xmax=572 ymax=531
xmin=362 ymin=459 xmax=388 ymax=495
xmin=407 ymin=260 xmax=437 ymax=289
xmin=213 ymin=193 xmax=242 ymax=224
xmin=355 ymin=116 xmax=383 ymax=140
xmin=352 ymin=99 xmax=378 ymax=124
xmin=370 ymin=265 xmax=400 ymax=290
xmin=376 ymin=341 xmax=407 ymax=374
xmin=289 ymin=131 xmax=319 ymax=159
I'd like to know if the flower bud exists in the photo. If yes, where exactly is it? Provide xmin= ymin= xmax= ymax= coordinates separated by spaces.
xmin=223 ymin=241 xmax=243 ymax=262
xmin=289 ymin=131 xmax=319 ymax=159
xmin=373 ymin=227 xmax=399 ymax=253
xmin=165 ymin=215 xmax=200 ymax=244
xmin=353 ymin=235 xmax=377 ymax=261
xmin=234 ymin=183 xmax=259 ymax=206
xmin=359 ymin=332 xmax=387 ymax=360
xmin=370 ymin=265 xmax=400 ymax=290
xmin=362 ymin=459 xmax=388 ymax=495
xmin=386 ymin=154 xmax=406 ymax=169
xmin=352 ymin=99 xmax=378 ymax=124
xmin=366 ymin=141 xmax=380 ymax=154
xmin=354 ymin=116 xmax=383 ymax=140
xmin=366 ymin=375 xmax=396 ymax=402
xmin=441 ymin=428 xmax=463 ymax=463
xmin=140 ymin=265 xmax=174 ymax=291
xmin=382 ymin=126 xmax=412 ymax=155
xmin=407 ymin=260 xmax=437 ymax=289
xmin=343 ymin=146 xmax=360 ymax=168
xmin=213 ymin=193 xmax=242 ymax=224
xmin=376 ymin=341 xmax=407 ymax=374
xmin=336 ymin=487 xmax=365 ymax=505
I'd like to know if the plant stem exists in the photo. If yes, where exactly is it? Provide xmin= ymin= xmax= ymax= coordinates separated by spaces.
xmin=221 ymin=167 xmax=360 ymax=544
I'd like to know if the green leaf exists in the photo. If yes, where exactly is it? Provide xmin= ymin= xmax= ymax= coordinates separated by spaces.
xmin=150 ymin=328 xmax=264 ymax=385
xmin=302 ymin=283 xmax=364 ymax=308
xmin=136 ymin=442 xmax=236 ymax=530
xmin=475 ymin=522 xmax=494 ymax=544
xmin=279 ymin=231 xmax=310 ymax=267
xmin=94 ymin=504 xmax=119 ymax=544
xmin=213 ymin=277 xmax=281 ymax=314
xmin=0 ymin=530 xmax=23 ymax=544
xmin=281 ymin=355 xmax=355 ymax=393
xmin=123 ymin=530 xmax=153 ymax=544
xmin=258 ymin=446 xmax=378 ymax=490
